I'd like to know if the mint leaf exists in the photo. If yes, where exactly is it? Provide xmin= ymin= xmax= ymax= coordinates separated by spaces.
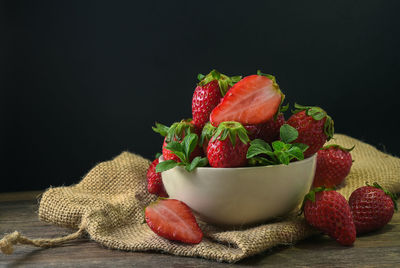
xmin=246 ymin=139 xmax=272 ymax=159
xmin=287 ymin=146 xmax=304 ymax=161
xmin=156 ymin=160 xmax=179 ymax=172
xmin=293 ymin=143 xmax=309 ymax=152
xmin=280 ymin=124 xmax=298 ymax=144
xmin=155 ymin=152 xmax=162 ymax=159
xmin=277 ymin=153 xmax=290 ymax=165
xmin=152 ymin=122 xmax=169 ymax=137
xmin=186 ymin=156 xmax=208 ymax=172
xmin=165 ymin=141 xmax=186 ymax=162
xmin=272 ymin=140 xmax=285 ymax=151
xmin=182 ymin=133 xmax=198 ymax=161
xmin=248 ymin=156 xmax=275 ymax=166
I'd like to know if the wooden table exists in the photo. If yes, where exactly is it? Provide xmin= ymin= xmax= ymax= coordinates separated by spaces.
xmin=1 ymin=191 xmax=399 ymax=267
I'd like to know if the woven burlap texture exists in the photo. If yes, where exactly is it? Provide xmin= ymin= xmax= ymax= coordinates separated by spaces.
xmin=38 ymin=134 xmax=400 ymax=263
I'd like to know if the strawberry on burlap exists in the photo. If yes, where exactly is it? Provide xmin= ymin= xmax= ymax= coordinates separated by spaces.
xmin=1 ymin=134 xmax=400 ymax=263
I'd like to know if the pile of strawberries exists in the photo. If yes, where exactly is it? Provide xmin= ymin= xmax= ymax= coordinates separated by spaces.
xmin=144 ymin=69 xmax=398 ymax=246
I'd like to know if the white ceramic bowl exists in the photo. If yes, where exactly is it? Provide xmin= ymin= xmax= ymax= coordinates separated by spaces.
xmin=160 ymin=154 xmax=316 ymax=226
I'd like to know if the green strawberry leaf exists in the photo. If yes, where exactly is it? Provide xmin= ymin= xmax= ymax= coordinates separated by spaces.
xmin=256 ymin=70 xmax=276 ymax=83
xmin=307 ymin=107 xmax=326 ymax=121
xmin=186 ymin=156 xmax=208 ymax=172
xmin=156 ymin=160 xmax=180 ymax=172
xmin=246 ymin=139 xmax=272 ymax=159
xmin=369 ymin=182 xmax=398 ymax=211
xmin=197 ymin=73 xmax=205 ymax=81
xmin=183 ymin=133 xmax=198 ymax=161
xmin=155 ymin=152 xmax=162 ymax=159
xmin=230 ymin=76 xmax=242 ymax=84
xmin=280 ymin=124 xmax=298 ymax=144
xmin=211 ymin=69 xmax=221 ymax=80
xmin=280 ymin=103 xmax=289 ymax=113
xmin=200 ymin=122 xmax=216 ymax=146
xmin=152 ymin=122 xmax=170 ymax=137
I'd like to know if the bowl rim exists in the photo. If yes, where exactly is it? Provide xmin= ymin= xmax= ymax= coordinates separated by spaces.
xmin=159 ymin=153 xmax=316 ymax=171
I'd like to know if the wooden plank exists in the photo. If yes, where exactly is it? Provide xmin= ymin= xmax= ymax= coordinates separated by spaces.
xmin=0 ymin=191 xmax=42 ymax=202
xmin=0 ymin=192 xmax=399 ymax=267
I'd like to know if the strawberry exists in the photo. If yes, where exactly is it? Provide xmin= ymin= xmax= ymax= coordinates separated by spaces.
xmin=145 ymin=198 xmax=203 ymax=244
xmin=313 ymin=145 xmax=354 ymax=188
xmin=243 ymin=113 xmax=285 ymax=142
xmin=258 ymin=113 xmax=286 ymax=143
xmin=302 ymin=188 xmax=356 ymax=246
xmin=147 ymin=158 xmax=168 ymax=197
xmin=192 ymin=70 xmax=241 ymax=130
xmin=207 ymin=121 xmax=250 ymax=168
xmin=287 ymin=104 xmax=334 ymax=158
xmin=162 ymin=137 xmax=181 ymax=162
xmin=153 ymin=120 xmax=203 ymax=162
xmin=210 ymin=72 xmax=284 ymax=127
xmin=349 ymin=182 xmax=398 ymax=234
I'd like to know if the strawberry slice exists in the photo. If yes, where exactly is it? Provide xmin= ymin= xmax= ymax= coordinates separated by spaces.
xmin=210 ymin=74 xmax=283 ymax=126
xmin=145 ymin=199 xmax=203 ymax=244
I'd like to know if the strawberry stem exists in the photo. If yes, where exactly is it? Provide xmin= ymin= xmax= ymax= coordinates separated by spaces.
xmin=321 ymin=144 xmax=355 ymax=152
xmin=211 ymin=121 xmax=250 ymax=147
xmin=367 ymin=182 xmax=398 ymax=211
xmin=299 ymin=186 xmax=336 ymax=215
xmin=292 ymin=103 xmax=334 ymax=141
xmin=198 ymin=69 xmax=242 ymax=97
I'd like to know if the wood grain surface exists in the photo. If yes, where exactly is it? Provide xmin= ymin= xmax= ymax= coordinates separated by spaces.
xmin=0 ymin=191 xmax=399 ymax=267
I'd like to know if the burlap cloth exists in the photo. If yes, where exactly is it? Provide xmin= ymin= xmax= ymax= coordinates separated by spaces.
xmin=1 ymin=134 xmax=400 ymax=262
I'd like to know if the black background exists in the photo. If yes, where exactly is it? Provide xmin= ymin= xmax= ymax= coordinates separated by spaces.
xmin=2 ymin=1 xmax=400 ymax=192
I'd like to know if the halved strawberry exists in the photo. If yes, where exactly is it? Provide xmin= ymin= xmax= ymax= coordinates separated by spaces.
xmin=145 ymin=199 xmax=203 ymax=244
xmin=210 ymin=73 xmax=284 ymax=126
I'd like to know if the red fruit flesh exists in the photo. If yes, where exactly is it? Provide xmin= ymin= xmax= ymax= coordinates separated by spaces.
xmin=304 ymin=190 xmax=356 ymax=246
xmin=145 ymin=199 xmax=203 ymax=244
xmin=207 ymin=138 xmax=249 ymax=168
xmin=147 ymin=158 xmax=168 ymax=197
xmin=313 ymin=147 xmax=352 ymax=188
xmin=349 ymin=186 xmax=395 ymax=234
xmin=210 ymin=75 xmax=282 ymax=126
xmin=192 ymin=80 xmax=223 ymax=130
xmin=287 ymin=110 xmax=327 ymax=158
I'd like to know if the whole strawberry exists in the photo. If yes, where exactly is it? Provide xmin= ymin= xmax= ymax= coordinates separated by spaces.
xmin=287 ymin=104 xmax=334 ymax=158
xmin=258 ymin=113 xmax=286 ymax=143
xmin=207 ymin=121 xmax=250 ymax=168
xmin=192 ymin=70 xmax=241 ymax=130
xmin=303 ymin=187 xmax=356 ymax=246
xmin=349 ymin=182 xmax=398 ymax=234
xmin=145 ymin=198 xmax=203 ymax=244
xmin=313 ymin=144 xmax=354 ymax=188
xmin=147 ymin=158 xmax=168 ymax=197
